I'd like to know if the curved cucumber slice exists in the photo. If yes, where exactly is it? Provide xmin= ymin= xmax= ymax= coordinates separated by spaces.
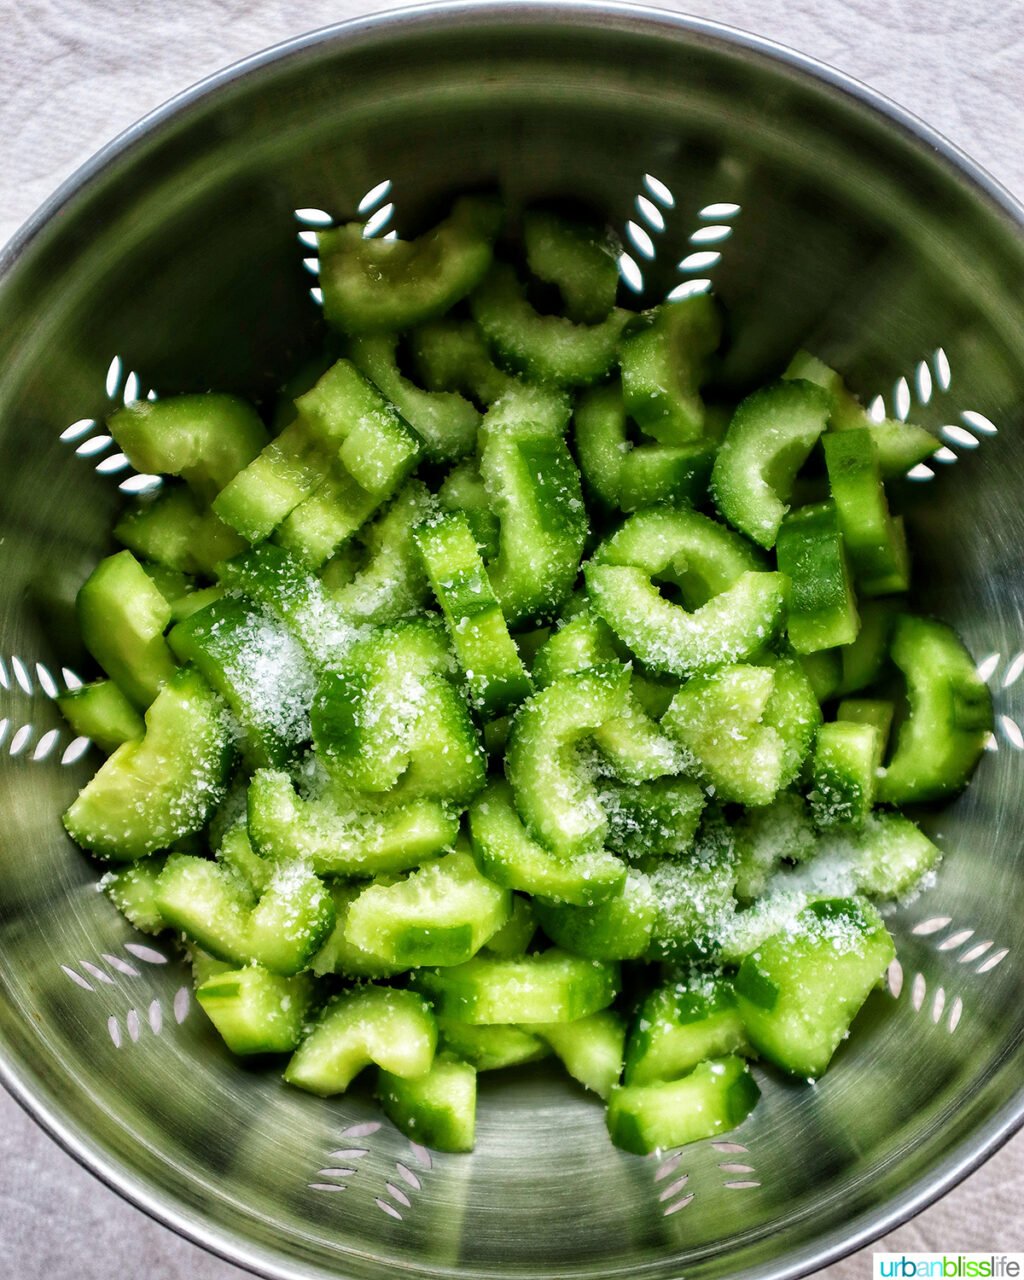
xmin=662 ymin=664 xmax=786 ymax=806
xmin=527 ymin=1010 xmax=626 ymax=1099
xmin=471 ymin=262 xmax=630 ymax=387
xmin=246 ymin=769 xmax=458 ymax=877
xmin=506 ymin=664 xmax=630 ymax=856
xmin=285 ymin=986 xmax=437 ymax=1095
xmin=535 ymin=870 xmax=656 ymax=960
xmin=606 ymin=1056 xmax=759 ymax=1154
xmin=378 ymin=1052 xmax=477 ymax=1153
xmin=410 ymin=317 xmax=517 ymax=406
xmin=735 ymin=897 xmax=895 ymax=1078
xmin=64 ymin=668 xmax=233 ymax=860
xmin=523 ymin=208 xmax=620 ymax=324
xmin=469 ymin=781 xmax=627 ymax=906
xmin=619 ymin=295 xmax=721 ymax=444
xmin=77 ymin=551 xmax=178 ymax=710
xmin=412 ymin=950 xmax=620 ymax=1025
xmin=600 ymin=778 xmax=705 ymax=858
xmin=155 ymin=852 xmax=333 ymax=975
xmin=438 ymin=1020 xmax=549 ymax=1071
xmin=197 ymin=967 xmax=315 ymax=1056
xmin=588 ymin=562 xmax=785 ymax=680
xmin=319 ymin=195 xmax=502 ymax=333
xmin=879 ymin=615 xmax=992 ymax=804
xmin=328 ymin=480 xmax=434 ymax=627
xmin=109 ymin=394 xmax=268 ymax=502
xmin=711 ymin=379 xmax=830 ymax=548
xmin=345 ymin=849 xmax=511 ymax=968
xmin=624 ymin=976 xmax=749 ymax=1086
xmin=348 ymin=331 xmax=480 ymax=463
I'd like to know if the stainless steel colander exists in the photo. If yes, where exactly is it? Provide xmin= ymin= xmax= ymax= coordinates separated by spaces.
xmin=1 ymin=5 xmax=1023 ymax=1279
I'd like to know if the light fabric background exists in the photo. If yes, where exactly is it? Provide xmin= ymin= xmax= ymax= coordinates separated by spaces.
xmin=1 ymin=0 xmax=1021 ymax=1276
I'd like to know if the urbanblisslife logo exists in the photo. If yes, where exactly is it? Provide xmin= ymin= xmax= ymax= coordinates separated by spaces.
xmin=874 ymin=1256 xmax=1023 ymax=1279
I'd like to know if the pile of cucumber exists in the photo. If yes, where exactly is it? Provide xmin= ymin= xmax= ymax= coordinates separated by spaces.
xmin=58 ymin=197 xmax=992 ymax=1155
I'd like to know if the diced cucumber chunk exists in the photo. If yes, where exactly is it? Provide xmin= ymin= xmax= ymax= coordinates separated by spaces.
xmin=312 ymin=621 xmax=485 ymax=806
xmin=735 ymin=897 xmax=895 ymax=1078
xmin=77 ymin=551 xmax=178 ymax=710
xmin=64 ymin=667 xmax=233 ymax=860
xmin=155 ymin=853 xmax=334 ymax=975
xmin=57 ymin=679 xmax=144 ymax=754
xmin=607 ymin=1056 xmax=760 ymax=1154
xmin=216 ymin=542 xmax=361 ymax=670
xmin=879 ymin=615 xmax=992 ymax=804
xmin=102 ymin=856 xmax=168 ymax=934
xmin=214 ymin=360 xmax=419 ymax=555
xmin=624 ymin=975 xmax=749 ymax=1086
xmin=319 ymin=195 xmax=502 ymax=333
xmin=346 ymin=849 xmax=510 ymax=968
xmin=810 ymin=720 xmax=882 ymax=827
xmin=412 ymin=950 xmax=620 ymax=1025
xmin=469 ymin=780 xmax=627 ymax=905
xmin=378 ymin=1052 xmax=477 ymax=1153
xmin=438 ymin=1019 xmax=550 ymax=1071
xmin=823 ymin=429 xmax=909 ymax=597
xmin=662 ymin=664 xmax=786 ymax=806
xmin=169 ymin=596 xmax=315 ymax=769
xmin=218 ymin=823 xmax=272 ymax=893
xmin=108 ymin=394 xmax=268 ymax=501
xmin=438 ymin=459 xmax=501 ymax=563
xmin=760 ymin=653 xmax=823 ymax=789
xmin=115 ymin=485 xmax=247 ymax=577
xmin=619 ymin=296 xmax=721 ymax=444
xmin=415 ymin=511 xmax=532 ymax=717
xmin=645 ymin=831 xmax=737 ymax=962
xmin=527 ymin=1010 xmax=626 ymax=1099
xmin=536 ymin=870 xmax=656 ymax=960
xmin=285 ymin=986 xmax=437 ymax=1095
xmin=478 ymin=386 xmax=586 ymax=625
xmin=247 ymin=769 xmax=458 ymax=877
xmin=837 ymin=697 xmax=894 ymax=742
xmin=197 ymin=966 xmax=315 ymax=1056
xmin=506 ymin=664 xmax=630 ymax=856
xmin=835 ymin=598 xmax=899 ymax=695
xmin=711 ymin=380 xmax=830 ymax=548
xmin=776 ymin=501 xmax=860 ymax=654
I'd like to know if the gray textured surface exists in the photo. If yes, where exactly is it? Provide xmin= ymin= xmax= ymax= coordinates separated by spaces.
xmin=1 ymin=1 xmax=1022 ymax=1277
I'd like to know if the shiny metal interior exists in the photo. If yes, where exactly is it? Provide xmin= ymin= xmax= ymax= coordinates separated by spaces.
xmin=1 ymin=5 xmax=1023 ymax=1280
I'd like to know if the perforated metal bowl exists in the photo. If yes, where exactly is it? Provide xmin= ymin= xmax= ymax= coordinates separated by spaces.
xmin=1 ymin=5 xmax=1023 ymax=1279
